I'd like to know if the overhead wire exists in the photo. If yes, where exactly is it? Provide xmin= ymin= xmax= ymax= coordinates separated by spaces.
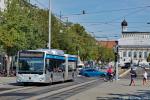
xmin=83 ymin=7 xmax=150 ymax=33
xmin=32 ymin=1 xmax=150 ymax=26
xmin=31 ymin=1 xmax=150 ymax=39
xmin=62 ymin=5 xmax=150 ymax=17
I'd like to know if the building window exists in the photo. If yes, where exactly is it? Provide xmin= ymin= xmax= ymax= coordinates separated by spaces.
xmin=123 ymin=52 xmax=126 ymax=57
xmin=128 ymin=51 xmax=132 ymax=57
xmin=144 ymin=52 xmax=147 ymax=58
xmin=134 ymin=52 xmax=137 ymax=58
xmin=139 ymin=52 xmax=142 ymax=58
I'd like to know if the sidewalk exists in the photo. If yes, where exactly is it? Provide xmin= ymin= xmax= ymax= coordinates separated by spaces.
xmin=66 ymin=79 xmax=150 ymax=100
xmin=0 ymin=77 xmax=16 ymax=85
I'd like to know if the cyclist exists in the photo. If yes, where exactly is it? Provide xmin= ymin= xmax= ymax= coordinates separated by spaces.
xmin=106 ymin=65 xmax=113 ymax=81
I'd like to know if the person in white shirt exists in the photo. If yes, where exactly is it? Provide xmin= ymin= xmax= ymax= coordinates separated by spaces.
xmin=143 ymin=69 xmax=148 ymax=85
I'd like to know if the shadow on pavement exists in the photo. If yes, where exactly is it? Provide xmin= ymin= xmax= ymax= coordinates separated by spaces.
xmin=96 ymin=90 xmax=150 ymax=100
xmin=0 ymin=88 xmax=12 ymax=91
xmin=0 ymin=92 xmax=36 ymax=97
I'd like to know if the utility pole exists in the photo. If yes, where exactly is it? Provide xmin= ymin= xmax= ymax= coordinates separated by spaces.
xmin=60 ymin=11 xmax=62 ymax=20
xmin=114 ymin=45 xmax=119 ymax=80
xmin=48 ymin=0 xmax=51 ymax=49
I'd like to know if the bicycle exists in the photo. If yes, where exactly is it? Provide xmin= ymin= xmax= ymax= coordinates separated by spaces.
xmin=103 ymin=73 xmax=114 ymax=82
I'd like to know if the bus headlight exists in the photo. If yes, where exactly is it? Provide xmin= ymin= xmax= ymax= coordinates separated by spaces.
xmin=17 ymin=76 xmax=21 ymax=82
xmin=39 ymin=76 xmax=45 ymax=81
xmin=39 ymin=77 xmax=44 ymax=81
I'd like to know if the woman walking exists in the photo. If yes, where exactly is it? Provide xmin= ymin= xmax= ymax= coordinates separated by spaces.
xmin=143 ymin=69 xmax=148 ymax=86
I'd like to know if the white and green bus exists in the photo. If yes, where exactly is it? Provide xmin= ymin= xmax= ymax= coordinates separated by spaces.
xmin=16 ymin=49 xmax=77 ymax=83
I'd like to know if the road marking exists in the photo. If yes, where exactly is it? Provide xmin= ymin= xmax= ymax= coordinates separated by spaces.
xmin=24 ymin=79 xmax=98 ymax=100
xmin=0 ymin=87 xmax=33 ymax=95
xmin=119 ymin=69 xmax=131 ymax=78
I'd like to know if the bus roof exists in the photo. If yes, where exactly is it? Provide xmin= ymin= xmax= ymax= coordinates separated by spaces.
xmin=64 ymin=54 xmax=77 ymax=58
xmin=21 ymin=49 xmax=64 ymax=55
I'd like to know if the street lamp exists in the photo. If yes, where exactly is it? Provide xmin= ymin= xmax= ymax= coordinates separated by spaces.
xmin=114 ymin=45 xmax=119 ymax=81
xmin=48 ymin=0 xmax=51 ymax=49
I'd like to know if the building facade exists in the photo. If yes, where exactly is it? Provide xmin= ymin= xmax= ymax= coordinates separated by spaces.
xmin=118 ymin=20 xmax=150 ymax=65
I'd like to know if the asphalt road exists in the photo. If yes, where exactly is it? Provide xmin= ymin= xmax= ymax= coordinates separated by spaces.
xmin=0 ymin=76 xmax=105 ymax=100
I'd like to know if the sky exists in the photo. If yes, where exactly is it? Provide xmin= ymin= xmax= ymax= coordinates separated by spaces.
xmin=30 ymin=0 xmax=150 ymax=40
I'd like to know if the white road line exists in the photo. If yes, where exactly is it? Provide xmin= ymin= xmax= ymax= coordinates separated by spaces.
xmin=119 ymin=69 xmax=131 ymax=78
xmin=0 ymin=87 xmax=33 ymax=95
xmin=25 ymin=79 xmax=98 ymax=100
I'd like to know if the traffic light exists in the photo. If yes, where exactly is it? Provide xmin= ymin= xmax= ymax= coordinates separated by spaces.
xmin=115 ymin=53 xmax=118 ymax=62
xmin=114 ymin=45 xmax=119 ymax=62
xmin=82 ymin=10 xmax=85 ymax=14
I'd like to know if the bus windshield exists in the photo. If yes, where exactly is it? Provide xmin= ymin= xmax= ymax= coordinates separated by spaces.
xmin=18 ymin=58 xmax=44 ymax=74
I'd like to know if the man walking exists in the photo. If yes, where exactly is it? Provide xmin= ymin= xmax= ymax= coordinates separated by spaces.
xmin=129 ymin=68 xmax=137 ymax=86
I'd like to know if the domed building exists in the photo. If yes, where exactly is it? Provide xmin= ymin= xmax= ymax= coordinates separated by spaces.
xmin=118 ymin=19 xmax=150 ymax=65
xmin=121 ymin=19 xmax=128 ymax=32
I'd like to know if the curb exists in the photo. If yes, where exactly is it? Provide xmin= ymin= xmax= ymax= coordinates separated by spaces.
xmin=0 ymin=77 xmax=16 ymax=85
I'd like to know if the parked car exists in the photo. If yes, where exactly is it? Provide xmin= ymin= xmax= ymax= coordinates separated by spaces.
xmin=77 ymin=64 xmax=84 ymax=71
xmin=79 ymin=68 xmax=106 ymax=77
xmin=131 ymin=66 xmax=137 ymax=70
xmin=121 ymin=63 xmax=131 ymax=69
xmin=143 ymin=65 xmax=150 ymax=70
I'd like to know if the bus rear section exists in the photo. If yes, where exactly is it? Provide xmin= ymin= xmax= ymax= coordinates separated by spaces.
xmin=45 ymin=54 xmax=77 ymax=82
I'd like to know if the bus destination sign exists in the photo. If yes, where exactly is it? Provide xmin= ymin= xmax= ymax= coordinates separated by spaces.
xmin=19 ymin=52 xmax=44 ymax=58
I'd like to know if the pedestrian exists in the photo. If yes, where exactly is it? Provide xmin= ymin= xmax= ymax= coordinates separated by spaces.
xmin=129 ymin=68 xmax=137 ymax=86
xmin=143 ymin=69 xmax=148 ymax=86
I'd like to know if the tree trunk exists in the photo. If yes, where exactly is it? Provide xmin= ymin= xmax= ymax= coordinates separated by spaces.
xmin=6 ymin=55 xmax=12 ymax=77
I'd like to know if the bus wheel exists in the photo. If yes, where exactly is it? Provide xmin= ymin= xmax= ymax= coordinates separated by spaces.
xmin=51 ymin=74 xmax=53 ymax=83
xmin=72 ymin=73 xmax=75 ymax=81
xmin=23 ymin=82 xmax=28 ymax=86
xmin=63 ymin=73 xmax=65 ymax=82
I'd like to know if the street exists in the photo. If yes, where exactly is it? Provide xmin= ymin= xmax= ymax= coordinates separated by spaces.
xmin=0 ymin=76 xmax=104 ymax=100
xmin=67 ymin=67 xmax=150 ymax=100
xmin=0 ymin=68 xmax=150 ymax=100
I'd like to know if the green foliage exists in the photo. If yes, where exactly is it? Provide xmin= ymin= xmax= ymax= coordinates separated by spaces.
xmin=0 ymin=0 xmax=116 ymax=63
xmin=0 ymin=0 xmax=49 ymax=55
xmin=96 ymin=46 xmax=115 ymax=63
xmin=0 ymin=0 xmax=28 ymax=55
xmin=147 ymin=53 xmax=150 ymax=62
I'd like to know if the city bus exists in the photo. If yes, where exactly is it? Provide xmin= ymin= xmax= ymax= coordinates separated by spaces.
xmin=16 ymin=49 xmax=78 ymax=84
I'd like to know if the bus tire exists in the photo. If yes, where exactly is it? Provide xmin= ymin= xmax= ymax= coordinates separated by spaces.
xmin=72 ymin=72 xmax=75 ymax=81
xmin=63 ymin=73 xmax=65 ymax=82
xmin=23 ymin=82 xmax=28 ymax=86
xmin=51 ymin=74 xmax=53 ymax=82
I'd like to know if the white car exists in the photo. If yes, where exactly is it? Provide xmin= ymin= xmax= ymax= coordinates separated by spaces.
xmin=144 ymin=65 xmax=150 ymax=69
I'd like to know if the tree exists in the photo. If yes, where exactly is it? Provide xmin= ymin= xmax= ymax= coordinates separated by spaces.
xmin=96 ymin=46 xmax=115 ymax=64
xmin=147 ymin=53 xmax=150 ymax=62
xmin=0 ymin=0 xmax=28 ymax=76
xmin=0 ymin=0 xmax=48 ymax=76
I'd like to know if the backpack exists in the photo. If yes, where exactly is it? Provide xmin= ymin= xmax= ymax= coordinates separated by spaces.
xmin=131 ymin=70 xmax=137 ymax=78
xmin=134 ymin=71 xmax=137 ymax=77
